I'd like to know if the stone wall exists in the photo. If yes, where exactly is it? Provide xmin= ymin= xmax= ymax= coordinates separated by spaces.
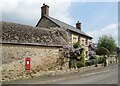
xmin=1 ymin=44 xmax=69 ymax=81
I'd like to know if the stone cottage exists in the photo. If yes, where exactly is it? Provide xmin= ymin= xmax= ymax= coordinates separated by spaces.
xmin=1 ymin=3 xmax=93 ymax=81
xmin=36 ymin=4 xmax=93 ymax=59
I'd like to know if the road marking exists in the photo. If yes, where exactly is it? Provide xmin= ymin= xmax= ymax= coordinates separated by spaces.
xmin=81 ymin=69 xmax=111 ymax=77
xmin=31 ymin=67 xmax=115 ymax=84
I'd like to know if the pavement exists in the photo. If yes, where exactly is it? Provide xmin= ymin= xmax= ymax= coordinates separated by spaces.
xmin=2 ymin=63 xmax=118 ymax=84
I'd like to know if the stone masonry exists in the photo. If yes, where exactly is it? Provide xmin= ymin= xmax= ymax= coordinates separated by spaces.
xmin=2 ymin=44 xmax=69 ymax=81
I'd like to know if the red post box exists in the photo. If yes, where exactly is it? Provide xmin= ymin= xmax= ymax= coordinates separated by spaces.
xmin=25 ymin=58 xmax=30 ymax=70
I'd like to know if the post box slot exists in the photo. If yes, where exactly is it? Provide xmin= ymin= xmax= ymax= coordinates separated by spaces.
xmin=26 ymin=61 xmax=29 ymax=64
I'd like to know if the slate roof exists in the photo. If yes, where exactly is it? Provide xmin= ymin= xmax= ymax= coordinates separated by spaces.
xmin=1 ymin=21 xmax=68 ymax=46
xmin=37 ymin=15 xmax=92 ymax=39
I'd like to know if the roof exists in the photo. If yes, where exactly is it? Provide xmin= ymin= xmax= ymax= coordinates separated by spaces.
xmin=37 ymin=15 xmax=92 ymax=39
xmin=1 ymin=21 xmax=68 ymax=46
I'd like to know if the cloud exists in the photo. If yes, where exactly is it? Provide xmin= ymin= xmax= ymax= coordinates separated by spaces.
xmin=1 ymin=0 xmax=72 ymax=26
xmin=87 ymin=24 xmax=118 ymax=45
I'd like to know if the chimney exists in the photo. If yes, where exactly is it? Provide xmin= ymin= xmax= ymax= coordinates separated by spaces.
xmin=41 ymin=3 xmax=49 ymax=16
xmin=76 ymin=21 xmax=81 ymax=30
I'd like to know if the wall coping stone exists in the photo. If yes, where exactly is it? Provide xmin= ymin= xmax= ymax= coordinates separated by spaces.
xmin=1 ymin=42 xmax=63 ymax=48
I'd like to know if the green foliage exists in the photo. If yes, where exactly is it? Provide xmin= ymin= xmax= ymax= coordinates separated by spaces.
xmin=97 ymin=35 xmax=116 ymax=54
xmin=89 ymin=55 xmax=108 ymax=67
xmin=86 ymin=55 xmax=103 ymax=66
xmin=80 ymin=49 xmax=85 ymax=65
xmin=73 ymin=42 xmax=80 ymax=49
xmin=85 ymin=60 xmax=92 ymax=66
xmin=69 ymin=58 xmax=77 ymax=68
xmin=68 ymin=49 xmax=77 ymax=69
xmin=77 ymin=49 xmax=85 ymax=68
xmin=67 ymin=43 xmax=85 ymax=68
xmin=85 ymin=59 xmax=98 ymax=66
xmin=90 ymin=55 xmax=101 ymax=63
xmin=77 ymin=61 xmax=85 ymax=68
xmin=89 ymin=55 xmax=96 ymax=60
xmin=91 ymin=59 xmax=98 ymax=65
xmin=97 ymin=56 xmax=104 ymax=63
xmin=77 ymin=48 xmax=84 ymax=60
xmin=69 ymin=49 xmax=76 ymax=59
xmin=99 ymin=56 xmax=104 ymax=63
xmin=96 ymin=47 xmax=110 ymax=56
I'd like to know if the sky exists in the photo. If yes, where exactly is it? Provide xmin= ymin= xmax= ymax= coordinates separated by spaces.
xmin=0 ymin=0 xmax=119 ymax=46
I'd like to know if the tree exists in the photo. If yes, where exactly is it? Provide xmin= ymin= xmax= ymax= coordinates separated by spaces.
xmin=97 ymin=35 xmax=116 ymax=54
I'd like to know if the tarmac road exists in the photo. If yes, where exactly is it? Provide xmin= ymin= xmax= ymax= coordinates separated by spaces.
xmin=3 ymin=63 xmax=118 ymax=84
xmin=51 ymin=64 xmax=118 ymax=84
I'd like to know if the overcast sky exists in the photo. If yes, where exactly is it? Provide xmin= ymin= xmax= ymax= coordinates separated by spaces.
xmin=1 ymin=0 xmax=119 ymax=46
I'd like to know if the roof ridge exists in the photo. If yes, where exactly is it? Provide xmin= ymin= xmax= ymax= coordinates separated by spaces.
xmin=1 ymin=21 xmax=34 ymax=27
xmin=1 ymin=21 xmax=51 ymax=31
xmin=44 ymin=15 xmax=92 ymax=39
xmin=47 ymin=16 xmax=75 ymax=27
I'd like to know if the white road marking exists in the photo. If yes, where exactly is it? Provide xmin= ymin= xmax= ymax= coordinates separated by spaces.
xmin=31 ymin=68 xmax=114 ymax=84
xmin=81 ymin=69 xmax=111 ymax=77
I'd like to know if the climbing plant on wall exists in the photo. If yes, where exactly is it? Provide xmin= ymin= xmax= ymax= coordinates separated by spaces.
xmin=60 ymin=43 xmax=78 ymax=69
xmin=77 ymin=48 xmax=85 ymax=68
xmin=59 ymin=42 xmax=85 ymax=69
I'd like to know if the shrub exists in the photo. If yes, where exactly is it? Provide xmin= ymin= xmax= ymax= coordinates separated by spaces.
xmin=77 ymin=61 xmax=85 ymax=68
xmin=89 ymin=55 xmax=96 ymax=60
xmin=69 ymin=58 xmax=76 ymax=68
xmin=98 ymin=56 xmax=104 ymax=63
xmin=85 ymin=59 xmax=98 ymax=66
xmin=90 ymin=59 xmax=94 ymax=65
xmin=94 ymin=59 xmax=98 ymax=64
xmin=85 ymin=60 xmax=92 ymax=66
xmin=73 ymin=42 xmax=80 ymax=49
xmin=89 ymin=55 xmax=100 ymax=63
xmin=96 ymin=47 xmax=110 ymax=56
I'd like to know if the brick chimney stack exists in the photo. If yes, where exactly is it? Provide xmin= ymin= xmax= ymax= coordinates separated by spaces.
xmin=41 ymin=3 xmax=49 ymax=16
xmin=76 ymin=21 xmax=81 ymax=30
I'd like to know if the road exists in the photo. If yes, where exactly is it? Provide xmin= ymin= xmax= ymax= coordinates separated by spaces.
xmin=3 ymin=63 xmax=118 ymax=84
xmin=52 ymin=64 xmax=118 ymax=84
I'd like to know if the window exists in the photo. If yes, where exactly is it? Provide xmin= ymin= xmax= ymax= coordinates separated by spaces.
xmin=82 ymin=39 xmax=84 ymax=46
xmin=73 ymin=37 xmax=77 ymax=40
xmin=86 ymin=51 xmax=88 ymax=58
xmin=72 ymin=34 xmax=78 ymax=43
xmin=89 ymin=42 xmax=92 ymax=45
xmin=78 ymin=36 xmax=80 ymax=42
xmin=85 ymin=38 xmax=88 ymax=45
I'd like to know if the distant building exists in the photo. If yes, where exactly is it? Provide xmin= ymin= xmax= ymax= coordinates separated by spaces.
xmin=36 ymin=4 xmax=93 ymax=59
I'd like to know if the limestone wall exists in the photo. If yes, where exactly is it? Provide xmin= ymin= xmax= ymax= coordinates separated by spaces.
xmin=1 ymin=44 xmax=69 ymax=81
